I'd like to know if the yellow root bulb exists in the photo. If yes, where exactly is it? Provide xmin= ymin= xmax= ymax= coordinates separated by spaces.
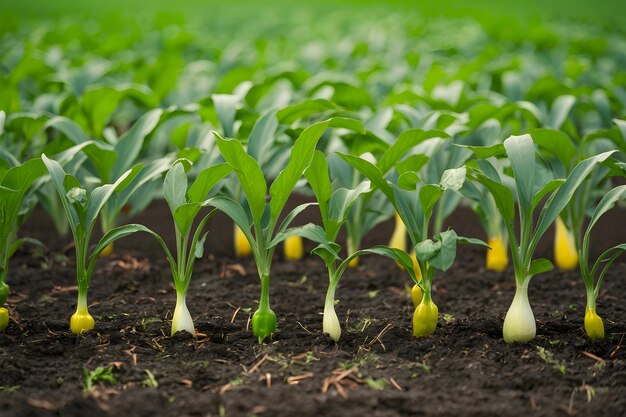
xmin=99 ymin=242 xmax=114 ymax=257
xmin=584 ymin=307 xmax=605 ymax=340
xmin=486 ymin=235 xmax=508 ymax=272
xmin=234 ymin=224 xmax=252 ymax=258
xmin=284 ymin=235 xmax=303 ymax=260
xmin=70 ymin=307 xmax=95 ymax=334
xmin=347 ymin=238 xmax=359 ymax=268
xmin=409 ymin=252 xmax=422 ymax=280
xmin=0 ymin=307 xmax=9 ymax=331
xmin=554 ymin=217 xmax=578 ymax=271
xmin=389 ymin=212 xmax=407 ymax=269
xmin=411 ymin=284 xmax=423 ymax=308
xmin=413 ymin=299 xmax=438 ymax=337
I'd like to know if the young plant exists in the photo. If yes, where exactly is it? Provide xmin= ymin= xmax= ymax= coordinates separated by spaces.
xmin=340 ymin=153 xmax=484 ymax=338
xmin=41 ymin=154 xmax=142 ymax=334
xmin=207 ymin=120 xmax=331 ymax=343
xmin=578 ymin=185 xmax=626 ymax=340
xmin=304 ymin=150 xmax=371 ymax=341
xmin=465 ymin=134 xmax=614 ymax=343
xmin=0 ymin=157 xmax=47 ymax=330
xmin=159 ymin=159 xmax=233 ymax=335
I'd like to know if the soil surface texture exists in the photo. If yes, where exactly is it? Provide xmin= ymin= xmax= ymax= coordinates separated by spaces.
xmin=1 ymin=200 xmax=625 ymax=417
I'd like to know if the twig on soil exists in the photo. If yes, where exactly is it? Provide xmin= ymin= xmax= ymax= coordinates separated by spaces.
xmin=287 ymin=372 xmax=314 ymax=385
xmin=321 ymin=367 xmax=363 ymax=399
xmin=123 ymin=346 xmax=137 ymax=366
xmin=247 ymin=354 xmax=269 ymax=374
xmin=368 ymin=323 xmax=393 ymax=351
xmin=389 ymin=377 xmax=402 ymax=391
xmin=231 ymin=306 xmax=241 ymax=323
xmin=610 ymin=333 xmax=624 ymax=359
xmin=296 ymin=321 xmax=313 ymax=334
xmin=581 ymin=351 xmax=605 ymax=364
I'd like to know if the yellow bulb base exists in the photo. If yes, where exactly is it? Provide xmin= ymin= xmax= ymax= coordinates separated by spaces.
xmin=70 ymin=307 xmax=95 ymax=334
xmin=413 ymin=299 xmax=438 ymax=337
xmin=486 ymin=235 xmax=508 ymax=272
xmin=234 ymin=224 xmax=252 ymax=258
xmin=0 ymin=307 xmax=9 ymax=331
xmin=584 ymin=307 xmax=605 ymax=340
xmin=411 ymin=284 xmax=423 ymax=308
xmin=284 ymin=235 xmax=303 ymax=260
xmin=554 ymin=217 xmax=578 ymax=271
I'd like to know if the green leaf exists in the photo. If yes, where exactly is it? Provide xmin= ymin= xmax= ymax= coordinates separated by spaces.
xmin=419 ymin=184 xmax=444 ymax=220
xmin=504 ymin=134 xmax=535 ymax=218
xmin=398 ymin=171 xmax=419 ymax=190
xmin=41 ymin=154 xmax=80 ymax=231
xmin=338 ymin=153 xmax=395 ymax=203
xmin=268 ymin=223 xmax=327 ymax=249
xmin=414 ymin=230 xmax=458 ymax=271
xmin=531 ymin=179 xmax=564 ymax=211
xmin=269 ymin=120 xmax=329 ymax=226
xmin=529 ymin=128 xmax=577 ymax=170
xmin=276 ymin=99 xmax=338 ymax=124
xmin=247 ymin=109 xmax=278 ymax=165
xmin=378 ymin=129 xmax=448 ymax=174
xmin=214 ymin=132 xmax=267 ymax=225
xmin=532 ymin=150 xmax=615 ymax=250
xmin=396 ymin=154 xmax=430 ymax=175
xmin=173 ymin=202 xmax=201 ymax=236
xmin=187 ymin=163 xmax=233 ymax=203
xmin=305 ymin=150 xmax=333 ymax=226
xmin=328 ymin=181 xmax=371 ymax=223
xmin=586 ymin=185 xmax=626 ymax=235
xmin=203 ymin=195 xmax=254 ymax=247
xmin=461 ymin=143 xmax=506 ymax=159
xmin=528 ymin=258 xmax=554 ymax=277
xmin=85 ymin=165 xmax=142 ymax=234
xmin=342 ymin=245 xmax=417 ymax=282
xmin=328 ymin=117 xmax=366 ymax=134
xmin=111 ymin=109 xmax=163 ymax=179
xmin=274 ymin=202 xmax=318 ymax=239
xmin=547 ymin=95 xmax=576 ymax=129
xmin=213 ymin=94 xmax=240 ymax=137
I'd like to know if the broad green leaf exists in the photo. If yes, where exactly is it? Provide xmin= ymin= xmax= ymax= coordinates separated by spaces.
xmin=466 ymin=167 xmax=515 ymax=224
xmin=328 ymin=117 xmax=366 ymax=134
xmin=174 ymin=202 xmax=202 ymax=236
xmin=164 ymin=161 xmax=188 ymax=214
xmin=419 ymin=184 xmax=444 ymax=220
xmin=340 ymin=246 xmax=417 ymax=282
xmin=529 ymin=128 xmax=577 ymax=170
xmin=269 ymin=120 xmax=329 ymax=225
xmin=276 ymin=99 xmax=338 ymax=124
xmin=215 ymin=132 xmax=267 ymax=225
xmin=247 ymin=109 xmax=278 ymax=165
xmin=396 ymin=154 xmax=430 ymax=175
xmin=328 ymin=181 xmax=371 ymax=223
xmin=274 ymin=202 xmax=318 ymax=239
xmin=378 ymin=129 xmax=449 ymax=174
xmin=338 ymin=153 xmax=395 ymax=203
xmin=547 ymin=95 xmax=576 ymax=129
xmin=528 ymin=258 xmax=553 ymax=278
xmin=531 ymin=179 xmax=564 ymax=210
xmin=461 ymin=143 xmax=506 ymax=159
xmin=504 ymin=134 xmax=535 ymax=218
xmin=203 ymin=195 xmax=254 ymax=247
xmin=586 ymin=185 xmax=626 ymax=237
xmin=305 ymin=150 xmax=333 ymax=226
xmin=268 ymin=223 xmax=327 ymax=249
xmin=85 ymin=165 xmax=142 ymax=233
xmin=398 ymin=171 xmax=419 ymax=190
xmin=415 ymin=230 xmax=458 ymax=271
xmin=532 ymin=151 xmax=615 ymax=249
xmin=187 ymin=163 xmax=233 ymax=203
xmin=111 ymin=109 xmax=163 ymax=179
xmin=213 ymin=94 xmax=240 ymax=137
xmin=41 ymin=154 xmax=80 ymax=230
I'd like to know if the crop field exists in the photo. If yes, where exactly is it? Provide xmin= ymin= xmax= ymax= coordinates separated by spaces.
xmin=1 ymin=1 xmax=626 ymax=416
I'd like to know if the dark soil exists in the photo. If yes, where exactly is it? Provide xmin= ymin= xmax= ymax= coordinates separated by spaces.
xmin=1 ymin=199 xmax=625 ymax=417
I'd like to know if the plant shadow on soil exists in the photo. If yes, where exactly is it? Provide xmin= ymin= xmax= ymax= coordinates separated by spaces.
xmin=1 ymin=199 xmax=625 ymax=417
